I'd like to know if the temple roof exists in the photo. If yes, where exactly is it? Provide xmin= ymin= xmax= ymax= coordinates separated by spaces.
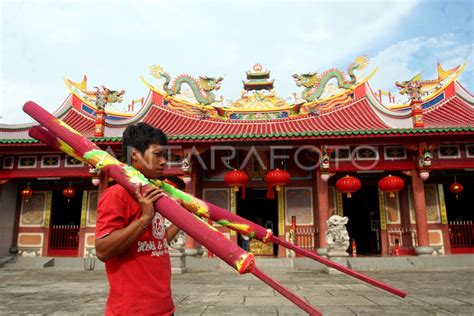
xmin=1 ymin=61 xmax=473 ymax=145
xmin=1 ymin=81 xmax=473 ymax=145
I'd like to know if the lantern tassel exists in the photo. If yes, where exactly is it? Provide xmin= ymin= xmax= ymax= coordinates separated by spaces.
xmin=267 ymin=186 xmax=275 ymax=199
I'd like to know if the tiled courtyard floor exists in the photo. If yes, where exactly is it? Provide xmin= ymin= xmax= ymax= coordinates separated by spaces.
xmin=0 ymin=266 xmax=473 ymax=315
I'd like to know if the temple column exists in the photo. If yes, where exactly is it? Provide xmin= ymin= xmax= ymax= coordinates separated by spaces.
xmin=316 ymin=169 xmax=329 ymax=256
xmin=399 ymin=187 xmax=413 ymax=251
xmin=183 ymin=162 xmax=201 ymax=256
xmin=411 ymin=169 xmax=433 ymax=255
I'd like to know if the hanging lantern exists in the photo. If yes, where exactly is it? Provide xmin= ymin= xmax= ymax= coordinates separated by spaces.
xmin=320 ymin=149 xmax=331 ymax=182
xmin=63 ymin=184 xmax=76 ymax=203
xmin=419 ymin=171 xmax=430 ymax=181
xmin=91 ymin=177 xmax=101 ymax=187
xmin=378 ymin=175 xmax=404 ymax=198
xmin=264 ymin=169 xmax=290 ymax=199
xmin=449 ymin=182 xmax=464 ymax=200
xmin=21 ymin=184 xmax=33 ymax=202
xmin=336 ymin=175 xmax=361 ymax=198
xmin=181 ymin=154 xmax=192 ymax=184
xmin=181 ymin=175 xmax=192 ymax=184
xmin=224 ymin=170 xmax=249 ymax=199
xmin=89 ymin=167 xmax=101 ymax=186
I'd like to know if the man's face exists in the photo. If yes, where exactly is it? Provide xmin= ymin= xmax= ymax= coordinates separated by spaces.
xmin=131 ymin=143 xmax=168 ymax=179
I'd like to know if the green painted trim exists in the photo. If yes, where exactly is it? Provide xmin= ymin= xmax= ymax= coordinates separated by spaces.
xmin=0 ymin=139 xmax=39 ymax=144
xmin=1 ymin=126 xmax=473 ymax=144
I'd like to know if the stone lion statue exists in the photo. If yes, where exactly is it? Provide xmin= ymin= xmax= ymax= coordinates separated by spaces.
xmin=165 ymin=219 xmax=186 ymax=251
xmin=325 ymin=215 xmax=350 ymax=256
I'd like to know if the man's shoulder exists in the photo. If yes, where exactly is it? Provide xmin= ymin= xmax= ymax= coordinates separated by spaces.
xmin=103 ymin=184 xmax=133 ymax=199
xmin=98 ymin=184 xmax=137 ymax=211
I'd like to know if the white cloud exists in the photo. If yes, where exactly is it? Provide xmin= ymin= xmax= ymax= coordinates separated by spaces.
xmin=2 ymin=0 xmax=473 ymax=124
xmin=364 ymin=34 xmax=473 ymax=98
xmin=0 ymin=79 xmax=66 ymax=124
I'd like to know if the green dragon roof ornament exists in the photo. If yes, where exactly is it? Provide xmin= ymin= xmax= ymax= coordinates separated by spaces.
xmin=150 ymin=65 xmax=223 ymax=105
xmin=292 ymin=56 xmax=369 ymax=102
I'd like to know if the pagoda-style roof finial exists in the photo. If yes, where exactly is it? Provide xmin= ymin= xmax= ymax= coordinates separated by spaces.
xmin=253 ymin=63 xmax=263 ymax=72
xmin=243 ymin=63 xmax=274 ymax=91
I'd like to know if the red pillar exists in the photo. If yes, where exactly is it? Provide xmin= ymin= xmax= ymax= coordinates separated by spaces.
xmin=411 ymin=170 xmax=433 ymax=255
xmin=183 ymin=163 xmax=201 ymax=256
xmin=399 ymin=187 xmax=413 ymax=249
xmin=411 ymin=100 xmax=424 ymax=128
xmin=316 ymin=169 xmax=329 ymax=254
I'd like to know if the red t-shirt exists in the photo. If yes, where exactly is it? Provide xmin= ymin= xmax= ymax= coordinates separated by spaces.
xmin=96 ymin=184 xmax=175 ymax=316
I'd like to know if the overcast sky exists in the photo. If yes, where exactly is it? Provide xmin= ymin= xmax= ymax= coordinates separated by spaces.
xmin=1 ymin=0 xmax=473 ymax=123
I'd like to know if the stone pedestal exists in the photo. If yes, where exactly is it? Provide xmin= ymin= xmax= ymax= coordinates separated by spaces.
xmin=185 ymin=248 xmax=199 ymax=256
xmin=324 ymin=255 xmax=348 ymax=274
xmin=415 ymin=246 xmax=434 ymax=256
xmin=316 ymin=248 xmax=328 ymax=257
xmin=170 ymin=250 xmax=187 ymax=274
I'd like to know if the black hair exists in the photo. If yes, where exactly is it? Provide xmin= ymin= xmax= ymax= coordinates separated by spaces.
xmin=121 ymin=123 xmax=168 ymax=164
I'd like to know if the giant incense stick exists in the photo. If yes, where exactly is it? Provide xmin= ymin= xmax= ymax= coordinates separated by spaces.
xmin=27 ymin=104 xmax=406 ymax=299
xmin=24 ymin=101 xmax=322 ymax=315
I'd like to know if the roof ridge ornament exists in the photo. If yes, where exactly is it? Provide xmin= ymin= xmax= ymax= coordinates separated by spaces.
xmin=395 ymin=63 xmax=462 ymax=101
xmin=149 ymin=64 xmax=223 ymax=106
xmin=293 ymin=55 xmax=369 ymax=102
xmin=66 ymin=75 xmax=125 ymax=111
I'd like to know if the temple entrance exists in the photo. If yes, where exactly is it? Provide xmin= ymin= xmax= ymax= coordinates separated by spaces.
xmin=444 ymin=183 xmax=474 ymax=253
xmin=342 ymin=185 xmax=381 ymax=256
xmin=445 ymin=183 xmax=473 ymax=221
xmin=47 ymin=190 xmax=83 ymax=256
xmin=237 ymin=188 xmax=278 ymax=256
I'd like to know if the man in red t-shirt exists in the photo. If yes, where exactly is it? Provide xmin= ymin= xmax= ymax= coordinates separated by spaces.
xmin=95 ymin=123 xmax=180 ymax=316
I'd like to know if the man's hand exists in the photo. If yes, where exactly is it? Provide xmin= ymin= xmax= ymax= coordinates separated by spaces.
xmin=135 ymin=184 xmax=166 ymax=226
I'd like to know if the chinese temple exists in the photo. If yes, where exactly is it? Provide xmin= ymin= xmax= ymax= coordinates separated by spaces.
xmin=0 ymin=57 xmax=473 ymax=259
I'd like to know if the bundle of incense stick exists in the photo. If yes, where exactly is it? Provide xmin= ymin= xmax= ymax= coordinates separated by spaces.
xmin=24 ymin=101 xmax=322 ymax=315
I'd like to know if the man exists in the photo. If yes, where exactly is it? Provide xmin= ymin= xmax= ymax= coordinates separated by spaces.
xmin=241 ymin=234 xmax=250 ymax=252
xmin=95 ymin=123 xmax=180 ymax=315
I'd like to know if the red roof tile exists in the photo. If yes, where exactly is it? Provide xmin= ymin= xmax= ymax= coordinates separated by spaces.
xmin=141 ymin=98 xmax=389 ymax=140
xmin=424 ymin=97 xmax=474 ymax=128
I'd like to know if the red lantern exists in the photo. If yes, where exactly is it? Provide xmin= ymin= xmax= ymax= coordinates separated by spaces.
xmin=63 ymin=186 xmax=76 ymax=203
xmin=336 ymin=175 xmax=361 ymax=198
xmin=264 ymin=169 xmax=290 ymax=199
xmin=224 ymin=170 xmax=249 ymax=199
xmin=449 ymin=182 xmax=464 ymax=200
xmin=21 ymin=187 xmax=33 ymax=201
xmin=378 ymin=175 xmax=404 ymax=198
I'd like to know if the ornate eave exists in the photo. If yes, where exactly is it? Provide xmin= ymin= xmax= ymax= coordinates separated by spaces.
xmin=64 ymin=77 xmax=134 ymax=120
xmin=1 ymin=60 xmax=472 ymax=146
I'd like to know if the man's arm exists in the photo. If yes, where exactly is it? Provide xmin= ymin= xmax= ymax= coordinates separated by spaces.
xmin=95 ymin=218 xmax=150 ymax=262
xmin=166 ymin=224 xmax=180 ymax=244
xmin=95 ymin=185 xmax=164 ymax=262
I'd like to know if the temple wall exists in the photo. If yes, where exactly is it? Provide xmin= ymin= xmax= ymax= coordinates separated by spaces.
xmin=385 ymin=183 xmax=450 ymax=255
xmin=0 ymin=182 xmax=18 ymax=256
